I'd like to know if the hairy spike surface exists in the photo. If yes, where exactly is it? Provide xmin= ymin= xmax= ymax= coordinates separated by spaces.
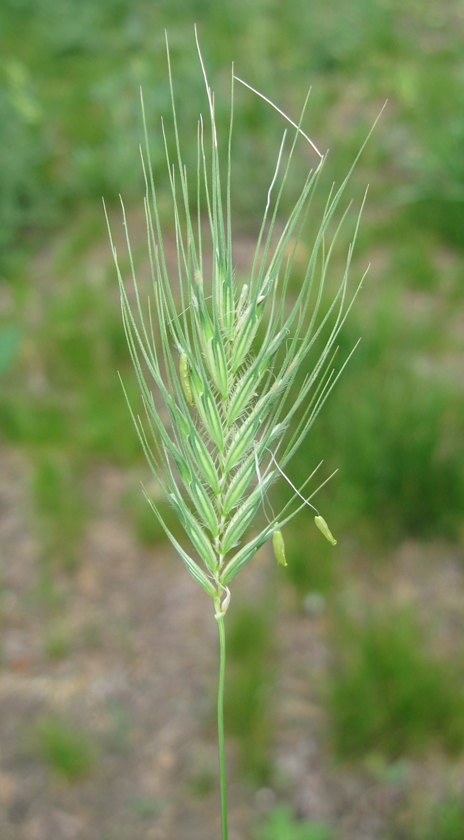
xmin=211 ymin=333 xmax=229 ymax=397
xmin=179 ymin=352 xmax=194 ymax=405
xmin=221 ymin=460 xmax=256 ymax=515
xmin=230 ymin=307 xmax=261 ymax=371
xmin=224 ymin=416 xmax=261 ymax=474
xmin=109 ymin=37 xmax=374 ymax=605
xmin=180 ymin=506 xmax=218 ymax=571
xmin=227 ymin=367 xmax=261 ymax=427
xmin=190 ymin=368 xmax=224 ymax=451
xmin=187 ymin=430 xmax=220 ymax=494
xmin=219 ymin=496 xmax=262 ymax=556
xmin=188 ymin=478 xmax=219 ymax=537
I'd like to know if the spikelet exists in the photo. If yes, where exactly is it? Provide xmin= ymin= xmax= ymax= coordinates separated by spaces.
xmin=223 ymin=416 xmax=261 ymax=474
xmin=179 ymin=353 xmax=193 ymax=405
xmin=221 ymin=460 xmax=256 ymax=515
xmin=188 ymin=478 xmax=219 ymax=537
xmin=230 ymin=306 xmax=261 ymax=371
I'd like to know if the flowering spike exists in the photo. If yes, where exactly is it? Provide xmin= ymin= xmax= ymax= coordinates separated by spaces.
xmin=109 ymin=36 xmax=375 ymax=608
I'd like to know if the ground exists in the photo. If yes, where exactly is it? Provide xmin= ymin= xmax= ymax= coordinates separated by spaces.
xmin=1 ymin=443 xmax=464 ymax=840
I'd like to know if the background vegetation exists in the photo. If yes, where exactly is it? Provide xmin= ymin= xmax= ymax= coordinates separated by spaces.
xmin=1 ymin=1 xmax=464 ymax=838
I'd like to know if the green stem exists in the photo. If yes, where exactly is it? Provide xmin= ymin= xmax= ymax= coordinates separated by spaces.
xmin=216 ymin=611 xmax=228 ymax=840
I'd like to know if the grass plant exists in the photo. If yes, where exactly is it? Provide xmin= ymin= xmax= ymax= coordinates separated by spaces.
xmin=411 ymin=796 xmax=464 ymax=840
xmin=286 ymin=294 xmax=464 ymax=545
xmin=109 ymin=31 xmax=374 ymax=838
xmin=3 ymin=0 xmax=464 ymax=263
xmin=32 ymin=453 xmax=85 ymax=571
xmin=33 ymin=715 xmax=97 ymax=780
xmin=0 ymin=325 xmax=21 ymax=376
xmin=225 ymin=602 xmax=275 ymax=782
xmin=389 ymin=793 xmax=464 ymax=840
xmin=329 ymin=607 xmax=464 ymax=759
xmin=254 ymin=804 xmax=333 ymax=840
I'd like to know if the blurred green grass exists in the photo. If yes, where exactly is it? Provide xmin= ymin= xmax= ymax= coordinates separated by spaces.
xmin=225 ymin=601 xmax=275 ymax=783
xmin=410 ymin=796 xmax=464 ymax=840
xmin=254 ymin=805 xmax=333 ymax=840
xmin=32 ymin=715 xmax=98 ymax=780
xmin=329 ymin=606 xmax=464 ymax=759
xmin=390 ymin=794 xmax=464 ymax=840
xmin=2 ymin=0 xmax=464 ymax=259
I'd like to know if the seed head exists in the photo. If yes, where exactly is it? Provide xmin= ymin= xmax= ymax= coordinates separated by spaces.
xmin=106 ymin=36 xmax=375 ymax=609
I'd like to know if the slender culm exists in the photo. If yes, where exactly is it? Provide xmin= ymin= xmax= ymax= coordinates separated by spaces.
xmin=216 ymin=611 xmax=228 ymax=839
